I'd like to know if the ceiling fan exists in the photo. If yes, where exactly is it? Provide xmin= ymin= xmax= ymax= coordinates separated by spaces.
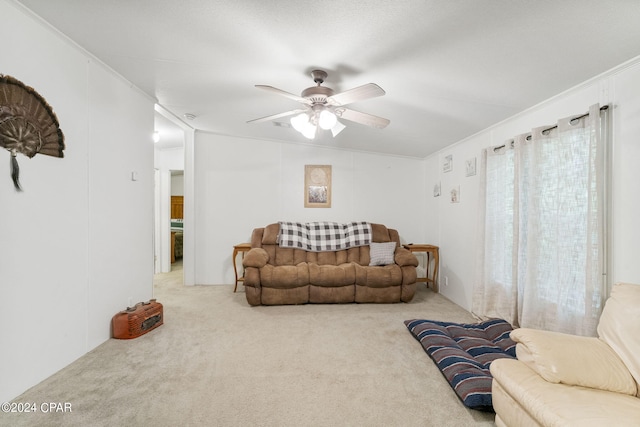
xmin=247 ymin=70 xmax=390 ymax=139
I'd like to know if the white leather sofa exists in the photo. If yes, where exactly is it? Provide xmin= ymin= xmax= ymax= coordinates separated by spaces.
xmin=490 ymin=282 xmax=640 ymax=426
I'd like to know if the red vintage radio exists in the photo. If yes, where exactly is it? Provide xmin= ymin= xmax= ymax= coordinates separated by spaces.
xmin=112 ymin=299 xmax=163 ymax=339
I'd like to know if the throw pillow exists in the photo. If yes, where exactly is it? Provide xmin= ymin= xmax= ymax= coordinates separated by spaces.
xmin=369 ymin=242 xmax=396 ymax=266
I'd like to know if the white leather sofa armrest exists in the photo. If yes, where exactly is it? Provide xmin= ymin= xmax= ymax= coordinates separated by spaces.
xmin=511 ymin=328 xmax=637 ymax=396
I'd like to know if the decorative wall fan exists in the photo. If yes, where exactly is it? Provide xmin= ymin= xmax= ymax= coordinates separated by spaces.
xmin=247 ymin=70 xmax=389 ymax=139
xmin=0 ymin=74 xmax=65 ymax=191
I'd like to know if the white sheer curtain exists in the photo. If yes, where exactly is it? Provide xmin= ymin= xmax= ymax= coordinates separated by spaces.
xmin=473 ymin=104 xmax=607 ymax=336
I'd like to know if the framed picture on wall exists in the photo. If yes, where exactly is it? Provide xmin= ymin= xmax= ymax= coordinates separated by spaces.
xmin=450 ymin=185 xmax=460 ymax=203
xmin=443 ymin=155 xmax=453 ymax=173
xmin=466 ymin=157 xmax=477 ymax=177
xmin=304 ymin=165 xmax=332 ymax=208
xmin=433 ymin=181 xmax=441 ymax=197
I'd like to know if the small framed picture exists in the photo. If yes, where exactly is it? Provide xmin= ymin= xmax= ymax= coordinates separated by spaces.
xmin=450 ymin=186 xmax=460 ymax=203
xmin=433 ymin=181 xmax=441 ymax=197
xmin=443 ymin=155 xmax=453 ymax=173
xmin=466 ymin=158 xmax=477 ymax=177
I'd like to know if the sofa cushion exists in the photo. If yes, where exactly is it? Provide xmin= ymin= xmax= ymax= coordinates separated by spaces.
xmin=491 ymin=358 xmax=640 ymax=427
xmin=355 ymin=284 xmax=401 ymax=303
xmin=369 ymin=242 xmax=396 ymax=266
xmin=261 ymin=286 xmax=309 ymax=305
xmin=310 ymin=285 xmax=355 ymax=303
xmin=347 ymin=246 xmax=369 ymax=266
xmin=259 ymin=264 xmax=309 ymax=288
xmin=597 ymin=283 xmax=640 ymax=395
xmin=355 ymin=264 xmax=402 ymax=287
xmin=274 ymin=247 xmax=302 ymax=266
xmin=309 ymin=263 xmax=355 ymax=286
xmin=404 ymin=318 xmax=516 ymax=410
xmin=262 ymin=223 xmax=280 ymax=244
xmin=512 ymin=328 xmax=637 ymax=396
xmin=371 ymin=223 xmax=391 ymax=242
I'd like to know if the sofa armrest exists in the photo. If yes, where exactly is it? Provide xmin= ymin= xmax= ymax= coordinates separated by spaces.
xmin=394 ymin=247 xmax=419 ymax=267
xmin=242 ymin=248 xmax=269 ymax=268
xmin=511 ymin=328 xmax=637 ymax=395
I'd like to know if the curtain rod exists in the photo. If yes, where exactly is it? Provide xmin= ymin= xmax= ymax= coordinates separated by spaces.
xmin=494 ymin=105 xmax=609 ymax=151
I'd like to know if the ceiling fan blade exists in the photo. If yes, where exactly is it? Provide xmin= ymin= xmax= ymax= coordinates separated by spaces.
xmin=247 ymin=109 xmax=306 ymax=124
xmin=337 ymin=108 xmax=390 ymax=129
xmin=326 ymin=83 xmax=385 ymax=106
xmin=255 ymin=85 xmax=311 ymax=105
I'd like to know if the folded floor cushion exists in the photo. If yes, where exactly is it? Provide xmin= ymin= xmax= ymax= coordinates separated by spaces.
xmin=404 ymin=318 xmax=516 ymax=410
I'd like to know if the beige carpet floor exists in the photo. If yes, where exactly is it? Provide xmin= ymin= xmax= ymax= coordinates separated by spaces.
xmin=3 ymin=263 xmax=495 ymax=427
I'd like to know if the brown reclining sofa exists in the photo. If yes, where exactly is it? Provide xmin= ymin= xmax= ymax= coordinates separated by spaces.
xmin=242 ymin=222 xmax=419 ymax=306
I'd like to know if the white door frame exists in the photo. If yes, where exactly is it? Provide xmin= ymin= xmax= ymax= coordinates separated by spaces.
xmin=154 ymin=105 xmax=195 ymax=285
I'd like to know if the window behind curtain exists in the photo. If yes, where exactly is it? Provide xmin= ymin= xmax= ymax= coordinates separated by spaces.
xmin=473 ymin=104 xmax=607 ymax=336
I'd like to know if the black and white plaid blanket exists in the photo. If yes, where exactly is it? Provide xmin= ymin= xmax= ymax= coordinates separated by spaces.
xmin=278 ymin=221 xmax=372 ymax=252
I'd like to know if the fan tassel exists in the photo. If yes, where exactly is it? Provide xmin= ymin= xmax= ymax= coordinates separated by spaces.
xmin=10 ymin=152 xmax=22 ymax=192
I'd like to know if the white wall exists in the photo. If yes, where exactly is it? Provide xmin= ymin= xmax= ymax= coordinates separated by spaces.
xmin=193 ymin=134 xmax=426 ymax=285
xmin=428 ymin=57 xmax=640 ymax=311
xmin=154 ymin=146 xmax=184 ymax=171
xmin=171 ymin=174 xmax=184 ymax=196
xmin=0 ymin=2 xmax=154 ymax=402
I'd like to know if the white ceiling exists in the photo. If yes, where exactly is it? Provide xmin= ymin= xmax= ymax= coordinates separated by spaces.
xmin=16 ymin=0 xmax=640 ymax=158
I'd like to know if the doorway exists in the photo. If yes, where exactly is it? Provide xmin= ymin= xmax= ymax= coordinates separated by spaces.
xmin=154 ymin=111 xmax=186 ymax=274
xmin=169 ymin=170 xmax=184 ymax=269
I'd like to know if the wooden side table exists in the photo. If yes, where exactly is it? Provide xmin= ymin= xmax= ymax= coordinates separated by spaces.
xmin=403 ymin=244 xmax=439 ymax=292
xmin=233 ymin=243 xmax=252 ymax=292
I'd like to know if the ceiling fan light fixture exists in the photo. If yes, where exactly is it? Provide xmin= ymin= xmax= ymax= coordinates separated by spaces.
xmin=318 ymin=109 xmax=337 ymax=130
xmin=290 ymin=112 xmax=309 ymax=132
xmin=301 ymin=122 xmax=317 ymax=139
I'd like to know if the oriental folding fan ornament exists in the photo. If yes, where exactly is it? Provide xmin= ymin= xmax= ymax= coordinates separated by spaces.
xmin=0 ymin=74 xmax=65 ymax=191
xmin=247 ymin=70 xmax=389 ymax=139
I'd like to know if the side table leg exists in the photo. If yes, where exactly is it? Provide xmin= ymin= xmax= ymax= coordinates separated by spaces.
xmin=425 ymin=251 xmax=431 ymax=290
xmin=433 ymin=249 xmax=439 ymax=293
xmin=232 ymin=248 xmax=239 ymax=292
